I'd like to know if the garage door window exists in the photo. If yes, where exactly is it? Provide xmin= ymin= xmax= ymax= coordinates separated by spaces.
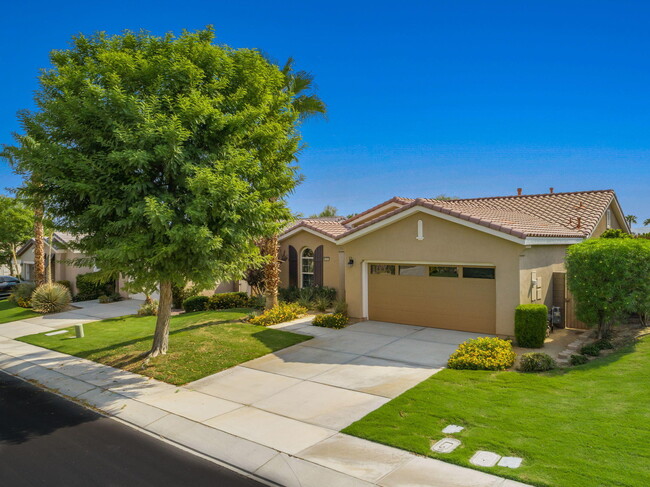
xmin=370 ymin=264 xmax=395 ymax=275
xmin=399 ymin=265 xmax=426 ymax=276
xmin=462 ymin=267 xmax=495 ymax=279
xmin=429 ymin=266 xmax=459 ymax=278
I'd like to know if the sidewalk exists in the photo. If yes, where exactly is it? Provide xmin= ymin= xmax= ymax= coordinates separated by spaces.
xmin=0 ymin=310 xmax=529 ymax=487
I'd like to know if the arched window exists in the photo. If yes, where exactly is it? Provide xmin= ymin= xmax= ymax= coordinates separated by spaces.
xmin=301 ymin=248 xmax=314 ymax=288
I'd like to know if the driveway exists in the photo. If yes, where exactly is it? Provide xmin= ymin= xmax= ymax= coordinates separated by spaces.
xmin=0 ymin=299 xmax=143 ymax=340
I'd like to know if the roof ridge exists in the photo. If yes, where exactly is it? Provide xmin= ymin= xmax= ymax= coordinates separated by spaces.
xmin=431 ymin=189 xmax=614 ymax=202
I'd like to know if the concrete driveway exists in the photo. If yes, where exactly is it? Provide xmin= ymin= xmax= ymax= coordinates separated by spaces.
xmin=187 ymin=318 xmax=489 ymax=434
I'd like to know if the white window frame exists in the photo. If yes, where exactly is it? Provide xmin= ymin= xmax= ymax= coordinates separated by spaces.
xmin=300 ymin=247 xmax=314 ymax=288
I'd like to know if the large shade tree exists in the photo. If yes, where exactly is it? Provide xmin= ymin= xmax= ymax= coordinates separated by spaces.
xmin=0 ymin=196 xmax=34 ymax=276
xmin=3 ymin=28 xmax=306 ymax=356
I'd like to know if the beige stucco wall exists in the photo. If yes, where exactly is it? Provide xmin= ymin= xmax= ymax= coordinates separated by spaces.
xmin=19 ymin=244 xmax=95 ymax=294
xmin=518 ymin=245 xmax=568 ymax=308
xmin=341 ymin=212 xmax=524 ymax=336
xmin=592 ymin=204 xmax=624 ymax=237
xmin=279 ymin=232 xmax=341 ymax=295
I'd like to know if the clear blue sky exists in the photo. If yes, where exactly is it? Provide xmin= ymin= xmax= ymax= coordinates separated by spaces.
xmin=2 ymin=0 xmax=649 ymax=222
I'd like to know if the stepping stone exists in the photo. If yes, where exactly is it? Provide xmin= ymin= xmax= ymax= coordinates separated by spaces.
xmin=45 ymin=330 xmax=68 ymax=336
xmin=498 ymin=456 xmax=523 ymax=469
xmin=431 ymin=438 xmax=461 ymax=453
xmin=442 ymin=424 xmax=464 ymax=434
xmin=469 ymin=450 xmax=501 ymax=467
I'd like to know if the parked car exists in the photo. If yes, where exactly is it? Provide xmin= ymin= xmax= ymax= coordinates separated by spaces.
xmin=0 ymin=276 xmax=22 ymax=297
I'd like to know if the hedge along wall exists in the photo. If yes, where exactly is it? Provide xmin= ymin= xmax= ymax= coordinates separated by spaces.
xmin=515 ymin=304 xmax=548 ymax=348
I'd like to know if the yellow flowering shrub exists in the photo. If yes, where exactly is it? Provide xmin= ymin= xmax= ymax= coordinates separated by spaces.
xmin=447 ymin=337 xmax=516 ymax=370
xmin=312 ymin=313 xmax=348 ymax=329
xmin=249 ymin=302 xmax=308 ymax=326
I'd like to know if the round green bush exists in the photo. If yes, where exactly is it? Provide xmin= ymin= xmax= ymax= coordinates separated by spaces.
xmin=182 ymin=295 xmax=209 ymax=313
xmin=580 ymin=343 xmax=601 ymax=357
xmin=447 ymin=337 xmax=516 ymax=371
xmin=519 ymin=352 xmax=556 ymax=372
xmin=312 ymin=313 xmax=348 ymax=329
xmin=570 ymin=354 xmax=589 ymax=366
xmin=207 ymin=292 xmax=250 ymax=310
xmin=31 ymin=283 xmax=72 ymax=314
xmin=515 ymin=304 xmax=548 ymax=348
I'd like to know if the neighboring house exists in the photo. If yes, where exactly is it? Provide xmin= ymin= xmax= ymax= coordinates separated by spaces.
xmin=16 ymin=232 xmax=96 ymax=295
xmin=279 ymin=189 xmax=629 ymax=337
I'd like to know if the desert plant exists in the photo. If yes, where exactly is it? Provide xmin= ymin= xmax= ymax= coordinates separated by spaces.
xmin=31 ymin=282 xmax=72 ymax=314
xmin=312 ymin=313 xmax=348 ymax=329
xmin=333 ymin=299 xmax=348 ymax=316
xmin=9 ymin=283 xmax=36 ymax=308
xmin=519 ymin=352 xmax=556 ymax=372
xmin=570 ymin=354 xmax=589 ymax=366
xmin=249 ymin=302 xmax=307 ymax=326
xmin=207 ymin=292 xmax=250 ymax=310
xmin=138 ymin=300 xmax=159 ymax=316
xmin=296 ymin=296 xmax=313 ymax=310
xmin=580 ymin=343 xmax=601 ymax=357
xmin=313 ymin=295 xmax=331 ymax=312
xmin=447 ymin=337 xmax=516 ymax=371
xmin=515 ymin=304 xmax=548 ymax=348
xmin=182 ymin=295 xmax=209 ymax=313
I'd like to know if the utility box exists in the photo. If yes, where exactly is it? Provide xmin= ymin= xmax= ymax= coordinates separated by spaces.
xmin=74 ymin=324 xmax=85 ymax=338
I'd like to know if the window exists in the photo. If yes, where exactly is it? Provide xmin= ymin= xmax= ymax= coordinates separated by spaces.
xmin=606 ymin=209 xmax=612 ymax=229
xmin=399 ymin=265 xmax=426 ymax=276
xmin=301 ymin=248 xmax=314 ymax=288
xmin=429 ymin=266 xmax=459 ymax=278
xmin=370 ymin=264 xmax=395 ymax=275
xmin=22 ymin=263 xmax=34 ymax=281
xmin=462 ymin=267 xmax=495 ymax=279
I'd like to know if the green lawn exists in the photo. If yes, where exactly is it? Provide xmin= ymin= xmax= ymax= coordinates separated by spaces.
xmin=18 ymin=309 xmax=311 ymax=385
xmin=0 ymin=299 xmax=40 ymax=324
xmin=343 ymin=337 xmax=650 ymax=487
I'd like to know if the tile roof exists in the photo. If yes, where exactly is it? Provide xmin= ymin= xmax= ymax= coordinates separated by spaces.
xmin=280 ymin=190 xmax=620 ymax=241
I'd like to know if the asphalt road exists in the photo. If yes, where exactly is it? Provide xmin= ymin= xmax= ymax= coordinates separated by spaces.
xmin=0 ymin=371 xmax=265 ymax=487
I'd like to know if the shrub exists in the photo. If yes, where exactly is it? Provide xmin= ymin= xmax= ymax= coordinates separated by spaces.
xmin=75 ymin=272 xmax=115 ymax=301
xmin=137 ymin=300 xmax=159 ymax=316
xmin=55 ymin=280 xmax=72 ymax=292
xmin=334 ymin=299 xmax=348 ymax=315
xmin=172 ymin=283 xmax=198 ymax=309
xmin=570 ymin=354 xmax=589 ymax=366
xmin=313 ymin=295 xmax=331 ymax=312
xmin=515 ymin=304 xmax=548 ymax=348
xmin=208 ymin=292 xmax=250 ymax=310
xmin=98 ymin=295 xmax=111 ymax=303
xmin=249 ymin=302 xmax=308 ymax=326
xmin=296 ymin=296 xmax=313 ymax=310
xmin=183 ymin=295 xmax=209 ymax=312
xmin=594 ymin=339 xmax=614 ymax=350
xmin=580 ymin=343 xmax=601 ymax=357
xmin=447 ymin=337 xmax=516 ymax=371
xmin=31 ymin=283 xmax=72 ymax=314
xmin=312 ymin=313 xmax=348 ymax=329
xmin=279 ymin=286 xmax=337 ymax=303
xmin=519 ymin=352 xmax=556 ymax=372
xmin=9 ymin=283 xmax=36 ymax=308
xmin=248 ymin=295 xmax=265 ymax=309
xmin=98 ymin=292 xmax=122 ymax=304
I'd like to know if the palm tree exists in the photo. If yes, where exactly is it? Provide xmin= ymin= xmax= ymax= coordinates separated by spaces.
xmin=644 ymin=218 xmax=650 ymax=227
xmin=625 ymin=215 xmax=637 ymax=227
xmin=261 ymin=59 xmax=326 ymax=309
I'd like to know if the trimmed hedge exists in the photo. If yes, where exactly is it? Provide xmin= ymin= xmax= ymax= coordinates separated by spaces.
xmin=519 ymin=352 xmax=556 ymax=372
xmin=312 ymin=313 xmax=348 ymax=329
xmin=447 ymin=337 xmax=516 ymax=371
xmin=182 ymin=295 xmax=209 ymax=313
xmin=515 ymin=304 xmax=548 ymax=348
xmin=208 ymin=292 xmax=250 ymax=310
xmin=75 ymin=272 xmax=115 ymax=301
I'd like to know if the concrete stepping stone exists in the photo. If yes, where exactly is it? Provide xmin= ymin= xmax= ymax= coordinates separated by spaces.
xmin=431 ymin=438 xmax=461 ymax=453
xmin=498 ymin=456 xmax=523 ymax=469
xmin=469 ymin=450 xmax=501 ymax=467
xmin=442 ymin=424 xmax=464 ymax=434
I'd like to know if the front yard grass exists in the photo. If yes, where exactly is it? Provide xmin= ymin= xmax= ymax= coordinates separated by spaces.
xmin=0 ymin=299 xmax=40 ymax=324
xmin=343 ymin=336 xmax=650 ymax=487
xmin=18 ymin=309 xmax=311 ymax=385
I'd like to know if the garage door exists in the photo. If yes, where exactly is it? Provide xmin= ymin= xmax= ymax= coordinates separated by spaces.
xmin=368 ymin=264 xmax=496 ymax=334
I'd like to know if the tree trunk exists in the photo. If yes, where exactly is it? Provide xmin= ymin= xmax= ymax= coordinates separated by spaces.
xmin=261 ymin=236 xmax=280 ymax=310
xmin=149 ymin=281 xmax=173 ymax=357
xmin=10 ymin=244 xmax=19 ymax=277
xmin=47 ymin=229 xmax=54 ymax=283
xmin=33 ymin=206 xmax=45 ymax=287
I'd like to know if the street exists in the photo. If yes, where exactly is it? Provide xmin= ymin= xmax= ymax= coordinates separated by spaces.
xmin=0 ymin=371 xmax=264 ymax=487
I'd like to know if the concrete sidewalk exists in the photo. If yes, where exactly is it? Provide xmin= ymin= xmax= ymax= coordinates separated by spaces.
xmin=0 ymin=311 xmax=529 ymax=487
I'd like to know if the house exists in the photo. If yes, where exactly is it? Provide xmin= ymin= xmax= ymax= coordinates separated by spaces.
xmin=278 ymin=189 xmax=628 ymax=337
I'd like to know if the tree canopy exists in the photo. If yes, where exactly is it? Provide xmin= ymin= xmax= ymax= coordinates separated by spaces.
xmin=2 ymin=27 xmax=312 ymax=355
xmin=309 ymin=205 xmax=338 ymax=218
xmin=566 ymin=238 xmax=650 ymax=337
xmin=0 ymin=196 xmax=34 ymax=276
